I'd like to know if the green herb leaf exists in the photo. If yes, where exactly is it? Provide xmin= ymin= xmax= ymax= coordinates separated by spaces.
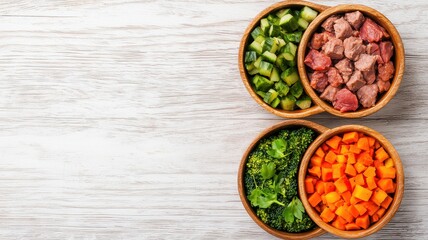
xmin=293 ymin=205 xmax=303 ymax=220
xmin=260 ymin=163 xmax=276 ymax=180
xmin=295 ymin=198 xmax=305 ymax=213
xmin=248 ymin=189 xmax=263 ymax=207
xmin=257 ymin=191 xmax=278 ymax=208
xmin=283 ymin=205 xmax=294 ymax=223
xmin=267 ymin=149 xmax=285 ymax=158
xmin=267 ymin=139 xmax=287 ymax=159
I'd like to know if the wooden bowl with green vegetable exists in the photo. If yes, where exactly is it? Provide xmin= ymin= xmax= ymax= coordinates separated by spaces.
xmin=298 ymin=125 xmax=404 ymax=238
xmin=238 ymin=0 xmax=328 ymax=118
xmin=238 ymin=120 xmax=327 ymax=239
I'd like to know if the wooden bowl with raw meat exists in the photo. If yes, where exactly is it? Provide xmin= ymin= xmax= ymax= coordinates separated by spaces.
xmin=297 ymin=4 xmax=405 ymax=118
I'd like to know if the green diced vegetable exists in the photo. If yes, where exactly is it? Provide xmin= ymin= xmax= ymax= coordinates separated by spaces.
xmin=245 ymin=51 xmax=258 ymax=63
xmin=276 ymin=8 xmax=291 ymax=18
xmin=276 ymin=38 xmax=286 ymax=48
xmin=254 ymin=35 xmax=266 ymax=44
xmin=296 ymin=95 xmax=312 ymax=109
xmin=275 ymin=55 xmax=288 ymax=72
xmin=275 ymin=81 xmax=290 ymax=97
xmin=280 ymin=95 xmax=296 ymax=110
xmin=284 ymin=42 xmax=297 ymax=56
xmin=271 ymin=98 xmax=281 ymax=108
xmin=279 ymin=14 xmax=298 ymax=32
xmin=269 ymin=25 xmax=281 ymax=37
xmin=262 ymin=51 xmax=277 ymax=64
xmin=251 ymin=27 xmax=265 ymax=39
xmin=270 ymin=67 xmax=280 ymax=82
xmin=248 ymin=68 xmax=259 ymax=75
xmin=261 ymin=18 xmax=270 ymax=35
xmin=285 ymin=31 xmax=302 ymax=43
xmin=256 ymin=91 xmax=266 ymax=98
xmin=253 ymin=75 xmax=274 ymax=92
xmin=245 ymin=63 xmax=255 ymax=71
xmin=297 ymin=18 xmax=309 ymax=30
xmin=300 ymin=6 xmax=318 ymax=22
xmin=264 ymin=89 xmax=279 ymax=104
xmin=249 ymin=41 xmax=263 ymax=54
xmin=262 ymin=38 xmax=278 ymax=53
xmin=281 ymin=68 xmax=299 ymax=86
xmin=279 ymin=52 xmax=294 ymax=61
xmin=253 ymin=57 xmax=262 ymax=68
xmin=267 ymin=14 xmax=280 ymax=25
xmin=259 ymin=61 xmax=274 ymax=77
xmin=290 ymin=82 xmax=303 ymax=98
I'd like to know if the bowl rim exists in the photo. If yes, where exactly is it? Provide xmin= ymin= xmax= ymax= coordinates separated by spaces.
xmin=298 ymin=125 xmax=405 ymax=238
xmin=297 ymin=4 xmax=405 ymax=118
xmin=237 ymin=120 xmax=328 ymax=239
xmin=238 ymin=0 xmax=329 ymax=118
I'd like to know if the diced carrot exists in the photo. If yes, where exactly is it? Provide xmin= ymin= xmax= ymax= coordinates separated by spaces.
xmin=315 ymin=147 xmax=325 ymax=158
xmin=348 ymin=205 xmax=360 ymax=218
xmin=315 ymin=181 xmax=325 ymax=195
xmin=321 ymin=195 xmax=327 ymax=205
xmin=373 ymin=159 xmax=384 ymax=168
xmin=334 ymin=199 xmax=345 ymax=208
xmin=308 ymin=166 xmax=321 ymax=178
xmin=324 ymin=182 xmax=336 ymax=194
xmin=305 ymin=177 xmax=315 ymax=193
xmin=363 ymin=166 xmax=377 ymax=178
xmin=325 ymin=151 xmax=337 ymax=164
xmin=377 ymin=179 xmax=394 ymax=192
xmin=376 ymin=207 xmax=386 ymax=218
xmin=322 ymin=167 xmax=333 ymax=182
xmin=354 ymin=204 xmax=367 ymax=216
xmin=350 ymin=196 xmax=362 ymax=205
xmin=380 ymin=195 xmax=393 ymax=209
xmin=371 ymin=214 xmax=379 ymax=223
xmin=342 ymin=132 xmax=359 ymax=144
xmin=345 ymin=164 xmax=357 ymax=177
xmin=341 ymin=191 xmax=352 ymax=204
xmin=353 ymin=185 xmax=372 ymax=201
xmin=375 ymin=141 xmax=381 ymax=149
xmin=332 ymin=218 xmax=346 ymax=230
xmin=384 ymin=158 xmax=394 ymax=168
xmin=375 ymin=147 xmax=389 ymax=162
xmin=340 ymin=145 xmax=350 ymax=154
xmin=322 ymin=143 xmax=329 ymax=151
xmin=334 ymin=176 xmax=351 ymax=193
xmin=385 ymin=183 xmax=396 ymax=193
xmin=335 ymin=206 xmax=354 ymax=223
xmin=347 ymin=153 xmax=356 ymax=164
xmin=358 ymin=152 xmax=374 ymax=166
xmin=320 ymin=208 xmax=336 ymax=222
xmin=357 ymin=137 xmax=370 ymax=151
xmin=377 ymin=166 xmax=396 ymax=179
xmin=332 ymin=163 xmax=345 ymax=179
xmin=354 ymin=162 xmax=367 ymax=173
xmin=315 ymin=205 xmax=321 ymax=213
xmin=371 ymin=188 xmax=388 ymax=206
xmin=336 ymin=155 xmax=347 ymax=164
xmin=320 ymin=204 xmax=327 ymax=212
xmin=368 ymin=148 xmax=374 ymax=158
xmin=345 ymin=223 xmax=361 ymax=230
xmin=322 ymin=162 xmax=332 ymax=168
xmin=355 ymin=174 xmax=366 ymax=186
xmin=326 ymin=136 xmax=342 ymax=150
xmin=366 ymin=177 xmax=377 ymax=190
xmin=363 ymin=201 xmax=380 ymax=216
xmin=355 ymin=214 xmax=370 ymax=229
xmin=308 ymin=192 xmax=322 ymax=207
xmin=327 ymin=203 xmax=338 ymax=212
xmin=311 ymin=155 xmax=323 ymax=167
xmin=349 ymin=177 xmax=356 ymax=190
xmin=325 ymin=191 xmax=341 ymax=203
xmin=349 ymin=144 xmax=362 ymax=154
xmin=367 ymin=137 xmax=376 ymax=147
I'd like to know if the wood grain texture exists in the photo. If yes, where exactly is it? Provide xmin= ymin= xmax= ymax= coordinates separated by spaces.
xmin=0 ymin=0 xmax=426 ymax=239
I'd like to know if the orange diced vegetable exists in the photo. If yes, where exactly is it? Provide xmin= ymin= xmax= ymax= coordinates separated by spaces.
xmin=340 ymin=145 xmax=350 ymax=154
xmin=375 ymin=147 xmax=389 ymax=162
xmin=315 ymin=205 xmax=321 ymax=213
xmin=377 ymin=179 xmax=394 ymax=192
xmin=327 ymin=203 xmax=338 ymax=212
xmin=353 ymin=185 xmax=372 ymax=201
xmin=371 ymin=214 xmax=380 ymax=223
xmin=325 ymin=151 xmax=337 ymax=164
xmin=363 ymin=201 xmax=380 ymax=216
xmin=377 ymin=166 xmax=396 ymax=179
xmin=380 ymin=195 xmax=393 ymax=209
xmin=385 ymin=183 xmax=396 ymax=193
xmin=354 ymin=162 xmax=367 ymax=173
xmin=354 ymin=204 xmax=367 ymax=216
xmin=321 ymin=195 xmax=327 ymax=204
xmin=347 ymin=153 xmax=356 ymax=164
xmin=375 ymin=141 xmax=381 ymax=149
xmin=332 ymin=163 xmax=345 ymax=179
xmin=308 ymin=166 xmax=321 ymax=178
xmin=341 ymin=191 xmax=352 ymax=204
xmin=345 ymin=223 xmax=361 ymax=230
xmin=357 ymin=137 xmax=370 ymax=151
xmin=334 ymin=176 xmax=351 ymax=193
xmin=349 ymin=177 xmax=356 ymax=189
xmin=322 ymin=162 xmax=332 ymax=168
xmin=350 ymin=196 xmax=362 ymax=205
xmin=355 ymin=174 xmax=366 ymax=186
xmin=349 ymin=144 xmax=362 ymax=154
xmin=322 ymin=143 xmax=329 ymax=151
xmin=358 ymin=152 xmax=374 ymax=166
xmin=311 ymin=155 xmax=323 ymax=167
xmin=335 ymin=199 xmax=345 ymax=208
xmin=376 ymin=208 xmax=386 ymax=218
xmin=320 ymin=208 xmax=336 ymax=222
xmin=363 ymin=166 xmax=376 ymax=178
xmin=345 ymin=164 xmax=357 ymax=177
xmin=348 ymin=205 xmax=360 ymax=218
xmin=342 ymin=132 xmax=359 ymax=144
xmin=326 ymin=136 xmax=342 ymax=150
xmin=366 ymin=177 xmax=377 ymax=190
xmin=308 ymin=192 xmax=322 ymax=207
xmin=373 ymin=159 xmax=383 ymax=168
xmin=315 ymin=147 xmax=325 ymax=158
xmin=384 ymin=158 xmax=394 ymax=168
xmin=336 ymin=155 xmax=347 ymax=164
xmin=355 ymin=214 xmax=370 ymax=229
xmin=371 ymin=188 xmax=388 ymax=206
xmin=325 ymin=191 xmax=341 ymax=203
xmin=305 ymin=177 xmax=315 ymax=193
xmin=335 ymin=206 xmax=354 ymax=223
xmin=332 ymin=218 xmax=346 ymax=230
xmin=315 ymin=181 xmax=325 ymax=195
xmin=367 ymin=137 xmax=376 ymax=147
xmin=322 ymin=167 xmax=333 ymax=182
xmin=324 ymin=182 xmax=336 ymax=193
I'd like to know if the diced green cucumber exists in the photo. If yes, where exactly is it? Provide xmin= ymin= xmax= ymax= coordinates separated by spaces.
xmin=248 ymin=68 xmax=259 ymax=75
xmin=260 ymin=18 xmax=270 ymax=35
xmin=296 ymin=95 xmax=312 ymax=109
xmin=270 ymin=98 xmax=281 ymax=108
xmin=291 ymin=10 xmax=301 ymax=18
xmin=281 ymin=67 xmax=299 ymax=86
xmin=263 ymin=89 xmax=279 ymax=104
xmin=262 ymin=51 xmax=277 ymax=64
xmin=276 ymin=9 xmax=291 ymax=18
xmin=279 ymin=52 xmax=294 ymax=61
xmin=245 ymin=63 xmax=255 ymax=71
xmin=290 ymin=81 xmax=303 ymax=98
xmin=300 ymin=6 xmax=318 ymax=22
xmin=254 ymin=35 xmax=266 ymax=44
xmin=275 ymin=38 xmax=286 ymax=48
xmin=245 ymin=51 xmax=257 ymax=63
xmin=252 ymin=75 xmax=273 ymax=92
xmin=262 ymin=38 xmax=278 ymax=53
xmin=280 ymin=95 xmax=296 ymax=110
xmin=297 ymin=18 xmax=309 ymax=30
xmin=275 ymin=55 xmax=288 ymax=72
xmin=253 ymin=56 xmax=262 ymax=68
xmin=285 ymin=31 xmax=302 ymax=43
xmin=269 ymin=25 xmax=281 ymax=37
xmin=249 ymin=41 xmax=263 ymax=54
xmin=275 ymin=81 xmax=290 ymax=97
xmin=279 ymin=14 xmax=299 ymax=32
xmin=270 ymin=67 xmax=280 ymax=82
xmin=267 ymin=14 xmax=280 ymax=26
xmin=256 ymin=91 xmax=266 ymax=98
xmin=259 ymin=61 xmax=274 ymax=77
xmin=251 ymin=27 xmax=265 ymax=39
xmin=284 ymin=42 xmax=297 ymax=56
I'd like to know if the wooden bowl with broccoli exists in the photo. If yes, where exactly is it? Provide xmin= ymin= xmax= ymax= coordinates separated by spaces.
xmin=237 ymin=120 xmax=328 ymax=239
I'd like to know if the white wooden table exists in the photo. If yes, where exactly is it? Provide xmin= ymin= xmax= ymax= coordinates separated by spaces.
xmin=0 ymin=0 xmax=426 ymax=239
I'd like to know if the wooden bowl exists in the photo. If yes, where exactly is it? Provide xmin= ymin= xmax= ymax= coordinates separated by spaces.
xmin=297 ymin=4 xmax=405 ymax=118
xmin=238 ymin=120 xmax=327 ymax=239
xmin=238 ymin=1 xmax=329 ymax=118
xmin=298 ymin=125 xmax=404 ymax=238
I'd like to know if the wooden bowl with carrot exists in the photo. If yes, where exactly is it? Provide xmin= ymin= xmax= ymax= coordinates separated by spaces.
xmin=298 ymin=125 xmax=404 ymax=238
